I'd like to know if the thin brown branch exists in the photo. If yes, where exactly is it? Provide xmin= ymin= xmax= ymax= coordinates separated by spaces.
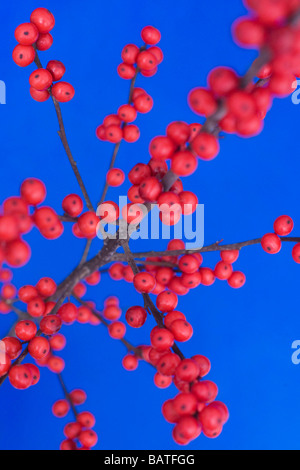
xmin=121 ymin=240 xmax=185 ymax=360
xmin=34 ymin=52 xmax=94 ymax=212
xmin=113 ymin=236 xmax=300 ymax=261
xmin=57 ymin=372 xmax=78 ymax=418
xmin=98 ymin=66 xmax=140 ymax=206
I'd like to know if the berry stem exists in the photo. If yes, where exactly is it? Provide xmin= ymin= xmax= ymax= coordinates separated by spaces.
xmin=34 ymin=50 xmax=94 ymax=212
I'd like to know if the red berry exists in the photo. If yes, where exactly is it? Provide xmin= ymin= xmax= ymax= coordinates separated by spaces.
xmin=21 ymin=178 xmax=46 ymax=206
xmin=133 ymin=93 xmax=154 ymax=113
xmin=141 ymin=26 xmax=161 ymax=45
xmin=125 ymin=306 xmax=147 ymax=328
xmin=70 ymin=389 xmax=87 ymax=405
xmin=15 ymin=23 xmax=39 ymax=46
xmin=273 ymin=215 xmax=294 ymax=236
xmin=154 ymin=372 xmax=172 ymax=388
xmin=133 ymin=272 xmax=156 ymax=293
xmin=108 ymin=321 xmax=126 ymax=339
xmin=188 ymin=88 xmax=217 ymax=116
xmin=261 ymin=233 xmax=282 ymax=254
xmin=98 ymin=201 xmax=120 ymax=223
xmin=47 ymin=60 xmax=66 ymax=81
xmin=227 ymin=90 xmax=257 ymax=119
xmin=162 ymin=399 xmax=181 ymax=423
xmin=64 ymin=422 xmax=82 ymax=440
xmin=156 ymin=352 xmax=181 ymax=375
xmin=15 ymin=320 xmax=37 ymax=341
xmin=175 ymin=359 xmax=200 ymax=382
xmin=40 ymin=315 xmax=62 ymax=335
xmin=28 ymin=336 xmax=50 ymax=359
xmin=139 ymin=177 xmax=163 ymax=202
xmin=12 ymin=45 xmax=35 ymax=67
xmin=2 ymin=337 xmax=22 ymax=360
xmin=128 ymin=163 xmax=151 ymax=185
xmin=8 ymin=364 xmax=32 ymax=389
xmin=60 ymin=439 xmax=77 ymax=451
xmin=118 ymin=104 xmax=137 ymax=123
xmin=191 ymin=380 xmax=218 ymax=403
xmin=199 ymin=267 xmax=215 ymax=286
xmin=0 ymin=353 xmax=11 ymax=377
xmin=292 ymin=243 xmax=300 ymax=263
xmin=36 ymin=33 xmax=53 ymax=51
xmin=164 ymin=310 xmax=186 ymax=328
xmin=179 ymin=255 xmax=200 ymax=274
xmin=171 ymin=151 xmax=198 ymax=176
xmin=233 ymin=17 xmax=266 ymax=48
xmin=105 ymin=125 xmax=123 ymax=143
xmin=106 ymin=169 xmax=125 ymax=187
xmin=117 ymin=63 xmax=136 ymax=79
xmin=166 ymin=121 xmax=190 ymax=145
xmin=36 ymin=277 xmax=56 ymax=297
xmin=191 ymin=133 xmax=220 ymax=160
xmin=49 ymin=334 xmax=66 ymax=351
xmin=85 ymin=271 xmax=101 ymax=286
xmin=149 ymin=136 xmax=176 ymax=160
xmin=78 ymin=430 xmax=98 ymax=448
xmin=192 ymin=355 xmax=211 ymax=377
xmin=169 ymin=319 xmax=193 ymax=342
xmin=30 ymin=87 xmax=50 ymax=102
xmin=220 ymin=250 xmax=239 ymax=263
xmin=122 ymin=354 xmax=139 ymax=371
xmin=207 ymin=67 xmax=239 ymax=96
xmin=156 ymin=290 xmax=178 ymax=312
xmin=26 ymin=363 xmax=40 ymax=385
xmin=48 ymin=356 xmax=65 ymax=373
xmin=173 ymin=392 xmax=198 ymax=416
xmin=5 ymin=239 xmax=31 ymax=267
xmin=123 ymin=124 xmax=140 ymax=142
xmin=137 ymin=50 xmax=157 ymax=70
xmin=27 ymin=297 xmax=46 ymax=318
xmin=77 ymin=411 xmax=96 ymax=428
xmin=62 ymin=194 xmax=83 ymax=217
xmin=58 ymin=302 xmax=78 ymax=324
xmin=150 ymin=327 xmax=174 ymax=351
xmin=227 ymin=271 xmax=246 ymax=288
xmin=30 ymin=8 xmax=55 ymax=33
xmin=121 ymin=44 xmax=139 ymax=64
xmin=199 ymin=404 xmax=223 ymax=430
xmin=148 ymin=46 xmax=163 ymax=64
xmin=52 ymin=399 xmax=70 ymax=418
xmin=52 ymin=82 xmax=75 ymax=103
xmin=214 ymin=261 xmax=233 ymax=280
xmin=78 ymin=211 xmax=99 ymax=238
xmin=0 ymin=215 xmax=19 ymax=241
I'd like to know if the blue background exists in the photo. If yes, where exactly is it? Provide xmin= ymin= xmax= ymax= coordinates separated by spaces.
xmin=0 ymin=0 xmax=300 ymax=451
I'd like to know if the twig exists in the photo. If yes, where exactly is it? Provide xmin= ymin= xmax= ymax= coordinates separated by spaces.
xmin=34 ymin=52 xmax=94 ymax=212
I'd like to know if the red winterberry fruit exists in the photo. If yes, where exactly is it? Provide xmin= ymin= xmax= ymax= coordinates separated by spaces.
xmin=30 ymin=8 xmax=55 ymax=33
xmin=261 ymin=233 xmax=282 ymax=254
xmin=46 ymin=60 xmax=66 ymax=81
xmin=125 ymin=306 xmax=147 ymax=328
xmin=15 ymin=23 xmax=39 ymax=46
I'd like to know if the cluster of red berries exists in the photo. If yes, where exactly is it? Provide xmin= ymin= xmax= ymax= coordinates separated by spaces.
xmin=109 ymin=239 xmax=245 ymax=293
xmin=162 ymin=360 xmax=229 ymax=444
xmin=187 ymin=0 xmax=300 ymax=149
xmin=13 ymin=8 xmax=75 ymax=103
xmin=261 ymin=215 xmax=300 ymax=261
xmin=96 ymin=26 xmax=162 ymax=144
xmin=0 ymin=178 xmax=49 ymax=269
xmin=108 ymin=295 xmax=229 ymax=443
xmin=52 ymin=390 xmax=98 ymax=450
